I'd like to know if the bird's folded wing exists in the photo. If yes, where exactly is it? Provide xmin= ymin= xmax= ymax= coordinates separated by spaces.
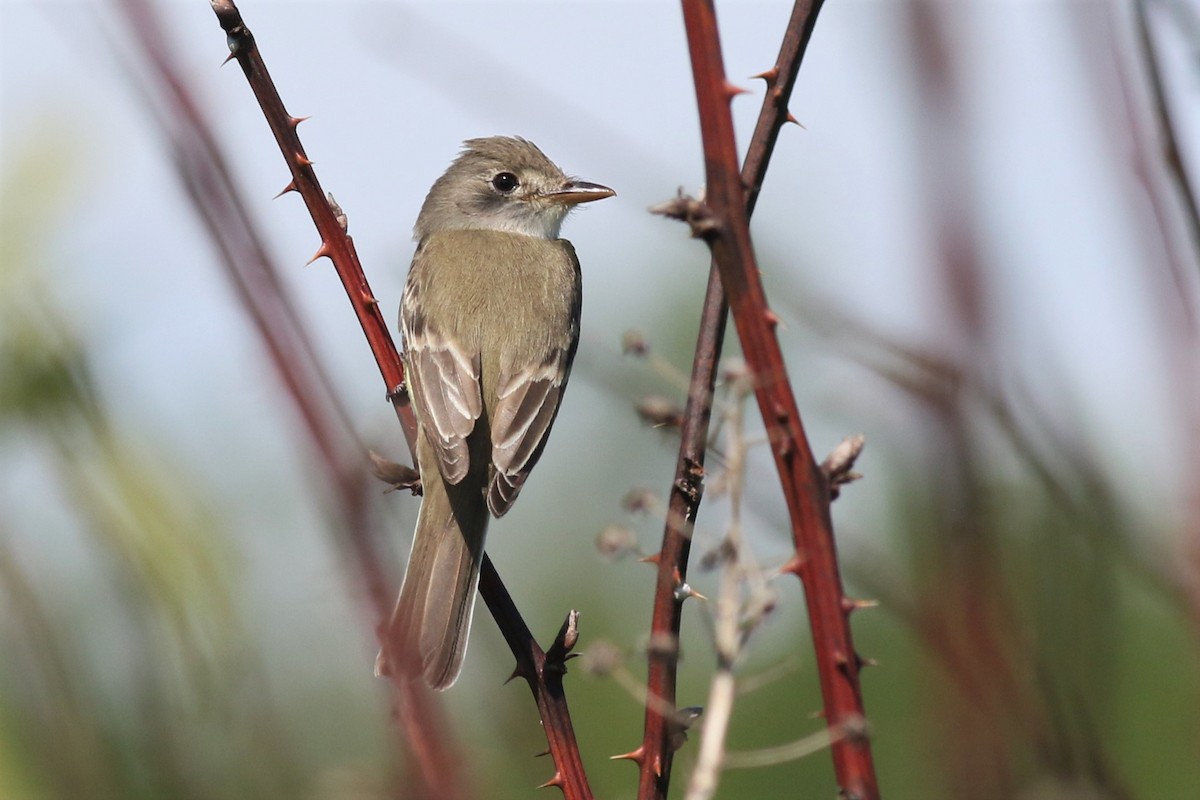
xmin=488 ymin=356 xmax=568 ymax=516
xmin=405 ymin=328 xmax=483 ymax=485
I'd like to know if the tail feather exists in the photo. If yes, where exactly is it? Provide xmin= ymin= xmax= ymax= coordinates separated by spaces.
xmin=379 ymin=467 xmax=488 ymax=690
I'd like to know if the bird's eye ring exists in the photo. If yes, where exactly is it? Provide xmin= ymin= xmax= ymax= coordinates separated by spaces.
xmin=491 ymin=172 xmax=520 ymax=193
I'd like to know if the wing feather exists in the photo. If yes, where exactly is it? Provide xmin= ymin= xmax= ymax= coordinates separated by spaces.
xmin=402 ymin=271 xmax=483 ymax=485
xmin=488 ymin=358 xmax=569 ymax=516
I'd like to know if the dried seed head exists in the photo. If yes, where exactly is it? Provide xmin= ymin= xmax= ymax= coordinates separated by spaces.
xmin=621 ymin=329 xmax=649 ymax=356
xmin=637 ymin=394 xmax=684 ymax=429
xmin=595 ymin=525 xmax=640 ymax=560
xmin=580 ymin=640 xmax=623 ymax=677
xmin=622 ymin=487 xmax=658 ymax=514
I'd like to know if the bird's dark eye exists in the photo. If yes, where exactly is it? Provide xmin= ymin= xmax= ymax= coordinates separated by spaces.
xmin=491 ymin=172 xmax=520 ymax=193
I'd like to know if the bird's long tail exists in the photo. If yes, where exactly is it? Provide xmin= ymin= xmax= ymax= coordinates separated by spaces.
xmin=378 ymin=459 xmax=488 ymax=690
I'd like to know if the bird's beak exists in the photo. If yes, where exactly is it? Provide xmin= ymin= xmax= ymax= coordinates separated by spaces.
xmin=545 ymin=180 xmax=616 ymax=206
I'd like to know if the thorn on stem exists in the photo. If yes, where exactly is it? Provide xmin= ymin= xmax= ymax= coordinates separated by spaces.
xmin=673 ymin=581 xmax=706 ymax=603
xmin=306 ymin=243 xmax=331 ymax=266
xmin=288 ymin=115 xmax=310 ymax=128
xmin=752 ymin=66 xmax=780 ymax=85
xmin=857 ymin=653 xmax=879 ymax=670
xmin=841 ymin=596 xmax=879 ymax=615
xmin=724 ymin=80 xmax=751 ymax=99
xmin=507 ymin=662 xmax=533 ymax=685
xmin=610 ymin=746 xmax=645 ymax=764
xmin=781 ymin=552 xmax=807 ymax=576
xmin=274 ymin=179 xmax=298 ymax=199
xmin=296 ymin=152 xmax=313 ymax=167
xmin=536 ymin=773 xmax=565 ymax=790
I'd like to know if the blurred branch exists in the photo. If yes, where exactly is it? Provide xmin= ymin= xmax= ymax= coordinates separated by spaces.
xmin=206 ymin=1 xmax=593 ymax=796
xmin=1134 ymin=0 xmax=1200 ymax=268
xmin=633 ymin=2 xmax=830 ymax=797
xmin=1128 ymin=0 xmax=1200 ymax=627
xmin=665 ymin=1 xmax=880 ymax=798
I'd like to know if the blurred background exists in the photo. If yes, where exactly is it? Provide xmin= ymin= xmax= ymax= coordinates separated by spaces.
xmin=3 ymin=0 xmax=1199 ymax=797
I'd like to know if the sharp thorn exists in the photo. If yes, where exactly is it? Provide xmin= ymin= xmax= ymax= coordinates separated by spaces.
xmin=724 ymin=80 xmax=751 ymax=99
xmin=841 ymin=597 xmax=879 ymax=614
xmin=288 ymin=115 xmax=311 ymax=128
xmin=306 ymin=244 xmax=331 ymax=266
xmin=221 ymin=52 xmax=236 ymax=67
xmin=536 ymin=773 xmax=564 ymax=790
xmin=273 ymin=180 xmax=298 ymax=199
xmin=751 ymin=67 xmax=780 ymax=84
xmin=610 ymin=746 xmax=645 ymax=764
xmin=781 ymin=553 xmax=805 ymax=576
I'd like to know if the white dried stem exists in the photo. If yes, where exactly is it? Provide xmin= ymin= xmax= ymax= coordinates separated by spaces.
xmin=685 ymin=371 xmax=771 ymax=800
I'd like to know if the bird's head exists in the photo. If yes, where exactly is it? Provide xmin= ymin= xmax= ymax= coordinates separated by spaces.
xmin=415 ymin=136 xmax=614 ymax=240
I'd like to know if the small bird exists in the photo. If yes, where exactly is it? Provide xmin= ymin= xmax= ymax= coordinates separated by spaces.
xmin=379 ymin=137 xmax=614 ymax=689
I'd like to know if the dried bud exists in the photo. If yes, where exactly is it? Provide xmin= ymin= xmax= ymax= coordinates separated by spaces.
xmin=637 ymin=395 xmax=685 ymax=429
xmin=546 ymin=609 xmax=581 ymax=664
xmin=580 ymin=640 xmax=623 ymax=677
xmin=327 ymin=192 xmax=348 ymax=233
xmin=368 ymin=450 xmax=421 ymax=495
xmin=621 ymin=330 xmax=649 ymax=356
xmin=821 ymin=433 xmax=866 ymax=500
xmin=595 ymin=525 xmax=640 ymax=560
xmin=650 ymin=190 xmax=718 ymax=239
xmin=622 ymin=487 xmax=658 ymax=514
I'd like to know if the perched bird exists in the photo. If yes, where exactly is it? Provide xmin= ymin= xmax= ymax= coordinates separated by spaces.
xmin=379 ymin=137 xmax=614 ymax=689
